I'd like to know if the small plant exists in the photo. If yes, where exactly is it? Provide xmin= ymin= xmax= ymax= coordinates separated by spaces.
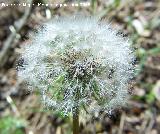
xmin=17 ymin=16 xmax=135 ymax=134
xmin=0 ymin=116 xmax=26 ymax=134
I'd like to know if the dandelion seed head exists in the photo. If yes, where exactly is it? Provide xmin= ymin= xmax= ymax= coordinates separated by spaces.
xmin=17 ymin=16 xmax=135 ymax=116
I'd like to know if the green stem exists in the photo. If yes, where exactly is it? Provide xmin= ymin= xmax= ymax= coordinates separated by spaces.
xmin=73 ymin=83 xmax=80 ymax=134
xmin=73 ymin=107 xmax=79 ymax=134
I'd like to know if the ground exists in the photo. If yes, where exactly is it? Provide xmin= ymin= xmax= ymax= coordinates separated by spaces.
xmin=0 ymin=0 xmax=160 ymax=134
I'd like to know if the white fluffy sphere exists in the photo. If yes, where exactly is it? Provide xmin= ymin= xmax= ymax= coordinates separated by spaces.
xmin=17 ymin=16 xmax=135 ymax=115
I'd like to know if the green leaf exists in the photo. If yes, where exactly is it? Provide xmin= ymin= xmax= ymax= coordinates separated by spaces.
xmin=0 ymin=116 xmax=27 ymax=134
xmin=91 ymin=0 xmax=97 ymax=14
xmin=148 ymin=47 xmax=160 ymax=55
xmin=114 ymin=0 xmax=121 ymax=8
xmin=145 ymin=91 xmax=156 ymax=104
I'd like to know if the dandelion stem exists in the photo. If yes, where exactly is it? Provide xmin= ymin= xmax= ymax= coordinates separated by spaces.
xmin=73 ymin=106 xmax=79 ymax=134
xmin=73 ymin=85 xmax=80 ymax=134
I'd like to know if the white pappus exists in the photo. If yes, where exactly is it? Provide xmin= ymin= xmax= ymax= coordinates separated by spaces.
xmin=17 ymin=16 xmax=135 ymax=116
